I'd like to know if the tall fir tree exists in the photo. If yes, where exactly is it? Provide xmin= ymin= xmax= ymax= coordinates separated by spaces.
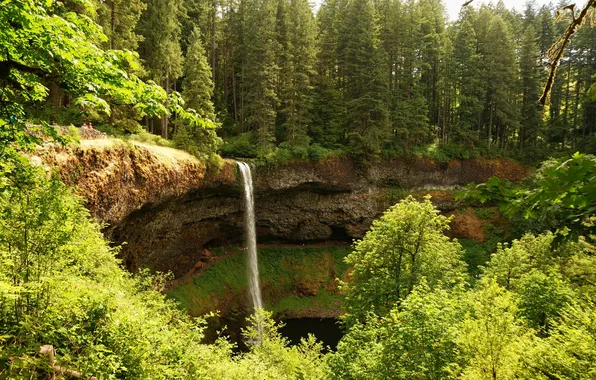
xmin=392 ymin=0 xmax=431 ymax=148
xmin=242 ymin=0 xmax=279 ymax=149
xmin=519 ymin=24 xmax=544 ymax=150
xmin=482 ymin=14 xmax=519 ymax=149
xmin=338 ymin=0 xmax=390 ymax=159
xmin=279 ymin=0 xmax=317 ymax=146
xmin=453 ymin=15 xmax=483 ymax=146
xmin=182 ymin=27 xmax=216 ymax=121
xmin=417 ymin=0 xmax=445 ymax=129
xmin=96 ymin=0 xmax=147 ymax=50
xmin=137 ymin=0 xmax=185 ymax=138
xmin=311 ymin=0 xmax=344 ymax=148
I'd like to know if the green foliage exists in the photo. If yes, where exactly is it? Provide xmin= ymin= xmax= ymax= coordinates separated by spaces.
xmin=0 ymin=0 xmax=172 ymax=121
xmin=341 ymin=196 xmax=467 ymax=324
xmin=220 ymin=133 xmax=260 ymax=158
xmin=515 ymin=269 xmax=575 ymax=330
xmin=168 ymin=245 xmax=351 ymax=317
xmin=456 ymin=279 xmax=533 ymax=380
xmin=0 ymin=169 xmax=216 ymax=378
xmin=236 ymin=310 xmax=327 ymax=380
xmin=126 ymin=130 xmax=175 ymax=147
xmin=257 ymin=143 xmax=341 ymax=165
xmin=182 ymin=27 xmax=216 ymax=121
xmin=329 ymin=281 xmax=469 ymax=380
xmin=459 ymin=153 xmax=596 ymax=244
xmin=378 ymin=282 xmax=468 ymax=379
xmin=333 ymin=175 xmax=596 ymax=379
xmin=522 ymin=301 xmax=596 ymax=379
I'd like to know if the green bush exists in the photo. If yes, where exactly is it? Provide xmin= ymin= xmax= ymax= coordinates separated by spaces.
xmin=0 ymin=163 xmax=326 ymax=379
xmin=128 ymin=130 xmax=174 ymax=147
xmin=220 ymin=133 xmax=259 ymax=158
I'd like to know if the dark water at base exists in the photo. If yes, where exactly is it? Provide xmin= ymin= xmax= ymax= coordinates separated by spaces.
xmin=279 ymin=318 xmax=343 ymax=351
xmin=203 ymin=315 xmax=343 ymax=352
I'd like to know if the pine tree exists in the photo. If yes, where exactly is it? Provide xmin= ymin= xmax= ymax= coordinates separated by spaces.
xmin=536 ymin=5 xmax=555 ymax=57
xmin=453 ymin=15 xmax=483 ymax=146
xmin=242 ymin=0 xmax=279 ymax=150
xmin=418 ymin=0 xmax=445 ymax=130
xmin=182 ymin=27 xmax=216 ymax=121
xmin=310 ymin=0 xmax=344 ymax=148
xmin=519 ymin=25 xmax=543 ymax=150
xmin=277 ymin=0 xmax=317 ymax=147
xmin=437 ymin=27 xmax=455 ymax=146
xmin=96 ymin=0 xmax=146 ymax=50
xmin=482 ymin=15 xmax=519 ymax=149
xmin=391 ymin=0 xmax=431 ymax=149
xmin=338 ymin=0 xmax=390 ymax=160
xmin=137 ymin=0 xmax=185 ymax=138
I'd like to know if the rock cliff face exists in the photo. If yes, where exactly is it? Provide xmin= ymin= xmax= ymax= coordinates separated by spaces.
xmin=43 ymin=140 xmax=529 ymax=278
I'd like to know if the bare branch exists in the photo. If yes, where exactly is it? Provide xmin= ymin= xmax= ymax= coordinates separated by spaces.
xmin=539 ymin=0 xmax=596 ymax=106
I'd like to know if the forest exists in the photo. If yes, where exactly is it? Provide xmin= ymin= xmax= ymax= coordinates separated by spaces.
xmin=10 ymin=0 xmax=596 ymax=163
xmin=1 ymin=0 xmax=596 ymax=378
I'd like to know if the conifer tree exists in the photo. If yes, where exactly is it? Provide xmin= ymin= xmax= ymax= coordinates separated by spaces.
xmin=275 ymin=0 xmax=293 ymax=141
xmin=483 ymin=15 xmax=519 ymax=149
xmin=453 ymin=15 xmax=482 ymax=145
xmin=242 ymin=0 xmax=279 ymax=149
xmin=182 ymin=27 xmax=216 ymax=121
xmin=96 ymin=0 xmax=147 ymax=50
xmin=418 ymin=0 xmax=445 ymax=128
xmin=137 ymin=0 xmax=185 ymax=138
xmin=311 ymin=0 xmax=344 ymax=148
xmin=278 ymin=0 xmax=317 ymax=146
xmin=391 ymin=0 xmax=431 ymax=149
xmin=338 ymin=0 xmax=390 ymax=159
xmin=437 ymin=27 xmax=456 ymax=145
xmin=519 ymin=25 xmax=543 ymax=150
xmin=536 ymin=5 xmax=556 ymax=57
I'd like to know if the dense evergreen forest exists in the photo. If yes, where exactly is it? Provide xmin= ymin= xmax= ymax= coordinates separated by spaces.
xmin=2 ymin=0 xmax=596 ymax=378
xmin=29 ymin=0 xmax=596 ymax=162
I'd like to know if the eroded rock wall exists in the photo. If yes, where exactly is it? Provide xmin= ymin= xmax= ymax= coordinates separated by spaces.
xmin=46 ymin=142 xmax=529 ymax=278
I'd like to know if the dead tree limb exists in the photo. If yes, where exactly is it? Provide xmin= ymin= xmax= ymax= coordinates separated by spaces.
xmin=539 ymin=0 xmax=596 ymax=106
xmin=40 ymin=345 xmax=98 ymax=380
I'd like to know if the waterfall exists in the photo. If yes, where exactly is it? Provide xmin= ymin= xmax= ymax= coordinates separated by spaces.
xmin=237 ymin=162 xmax=263 ymax=316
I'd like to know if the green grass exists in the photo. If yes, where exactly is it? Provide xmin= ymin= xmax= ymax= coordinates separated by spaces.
xmin=168 ymin=245 xmax=351 ymax=317
xmin=459 ymin=224 xmax=503 ymax=278
xmin=474 ymin=207 xmax=497 ymax=220
xmin=270 ymin=289 xmax=342 ymax=317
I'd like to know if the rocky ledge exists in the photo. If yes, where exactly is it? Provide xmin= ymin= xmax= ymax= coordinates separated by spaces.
xmin=42 ymin=140 xmax=529 ymax=278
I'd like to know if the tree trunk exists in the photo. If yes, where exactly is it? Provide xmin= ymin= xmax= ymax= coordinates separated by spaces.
xmin=162 ymin=73 xmax=170 ymax=139
xmin=573 ymin=65 xmax=582 ymax=149
xmin=211 ymin=0 xmax=217 ymax=83
xmin=488 ymin=101 xmax=493 ymax=149
xmin=562 ymin=60 xmax=571 ymax=150
xmin=110 ymin=0 xmax=116 ymax=50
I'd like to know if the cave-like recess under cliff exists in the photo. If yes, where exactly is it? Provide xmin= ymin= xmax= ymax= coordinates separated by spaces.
xmin=44 ymin=140 xmax=528 ymax=279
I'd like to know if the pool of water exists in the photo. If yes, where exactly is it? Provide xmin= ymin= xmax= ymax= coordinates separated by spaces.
xmin=279 ymin=318 xmax=343 ymax=351
xmin=203 ymin=315 xmax=343 ymax=352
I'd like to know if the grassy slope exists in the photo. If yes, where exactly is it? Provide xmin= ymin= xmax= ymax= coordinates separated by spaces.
xmin=167 ymin=212 xmax=505 ymax=320
xmin=168 ymin=245 xmax=351 ymax=318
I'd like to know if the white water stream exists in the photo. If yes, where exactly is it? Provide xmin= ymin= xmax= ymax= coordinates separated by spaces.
xmin=237 ymin=162 xmax=263 ymax=316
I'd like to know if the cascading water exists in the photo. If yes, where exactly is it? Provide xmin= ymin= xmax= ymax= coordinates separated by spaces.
xmin=237 ymin=162 xmax=264 ymax=323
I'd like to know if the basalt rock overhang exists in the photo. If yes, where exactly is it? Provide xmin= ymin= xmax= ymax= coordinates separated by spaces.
xmin=41 ymin=141 xmax=529 ymax=278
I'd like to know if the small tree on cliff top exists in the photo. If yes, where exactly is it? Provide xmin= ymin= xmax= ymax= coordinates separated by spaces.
xmin=341 ymin=196 xmax=467 ymax=325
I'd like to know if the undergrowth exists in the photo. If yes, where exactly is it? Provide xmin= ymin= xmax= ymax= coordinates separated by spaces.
xmin=168 ymin=245 xmax=351 ymax=317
